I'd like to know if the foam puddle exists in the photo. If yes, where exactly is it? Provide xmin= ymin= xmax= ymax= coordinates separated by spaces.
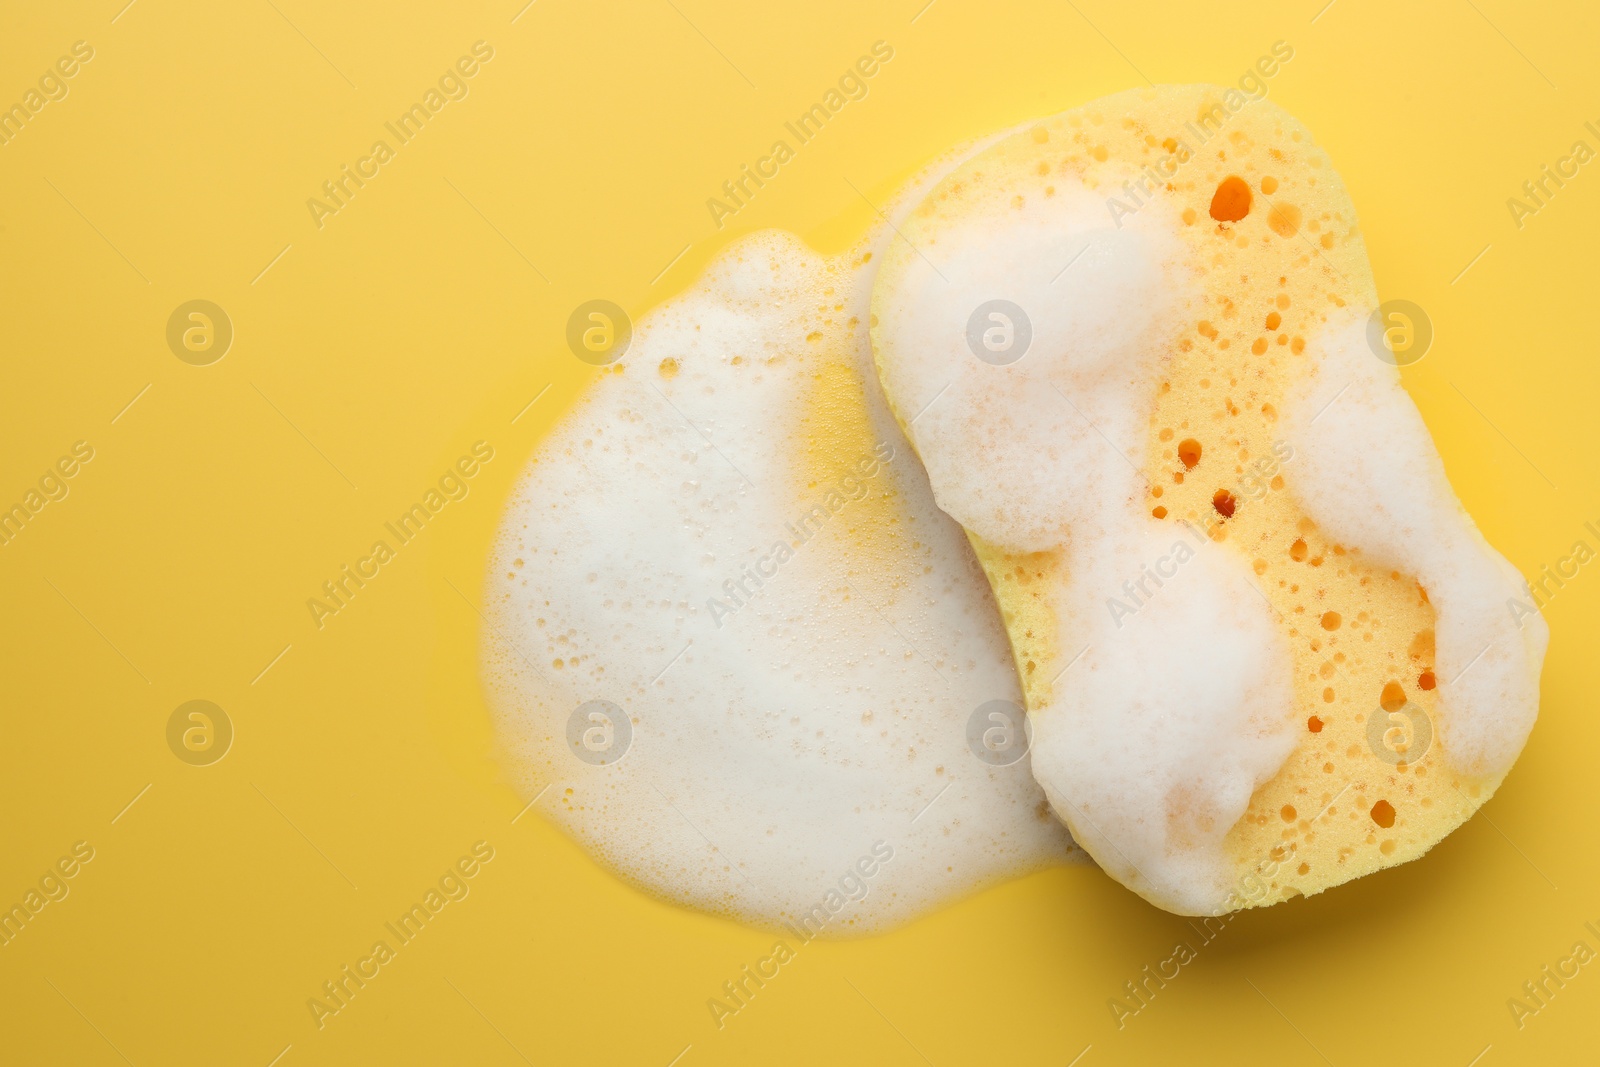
xmin=484 ymin=151 xmax=1077 ymax=936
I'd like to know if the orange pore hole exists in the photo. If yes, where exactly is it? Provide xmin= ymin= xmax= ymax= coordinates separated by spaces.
xmin=1371 ymin=800 xmax=1396 ymax=829
xmin=1210 ymin=175 xmax=1252 ymax=222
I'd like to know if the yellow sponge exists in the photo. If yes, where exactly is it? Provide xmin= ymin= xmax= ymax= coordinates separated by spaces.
xmin=870 ymin=85 xmax=1545 ymax=912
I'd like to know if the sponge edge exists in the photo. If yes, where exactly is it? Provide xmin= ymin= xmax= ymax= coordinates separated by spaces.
xmin=870 ymin=84 xmax=1547 ymax=914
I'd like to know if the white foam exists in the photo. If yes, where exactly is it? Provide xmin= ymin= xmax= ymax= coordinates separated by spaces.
xmin=1283 ymin=317 xmax=1548 ymax=776
xmin=487 ymin=98 xmax=1548 ymax=924
xmin=872 ymin=182 xmax=1299 ymax=913
xmin=483 ymin=158 xmax=1076 ymax=935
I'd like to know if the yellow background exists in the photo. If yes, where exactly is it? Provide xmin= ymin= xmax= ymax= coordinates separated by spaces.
xmin=1 ymin=1 xmax=1594 ymax=1064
